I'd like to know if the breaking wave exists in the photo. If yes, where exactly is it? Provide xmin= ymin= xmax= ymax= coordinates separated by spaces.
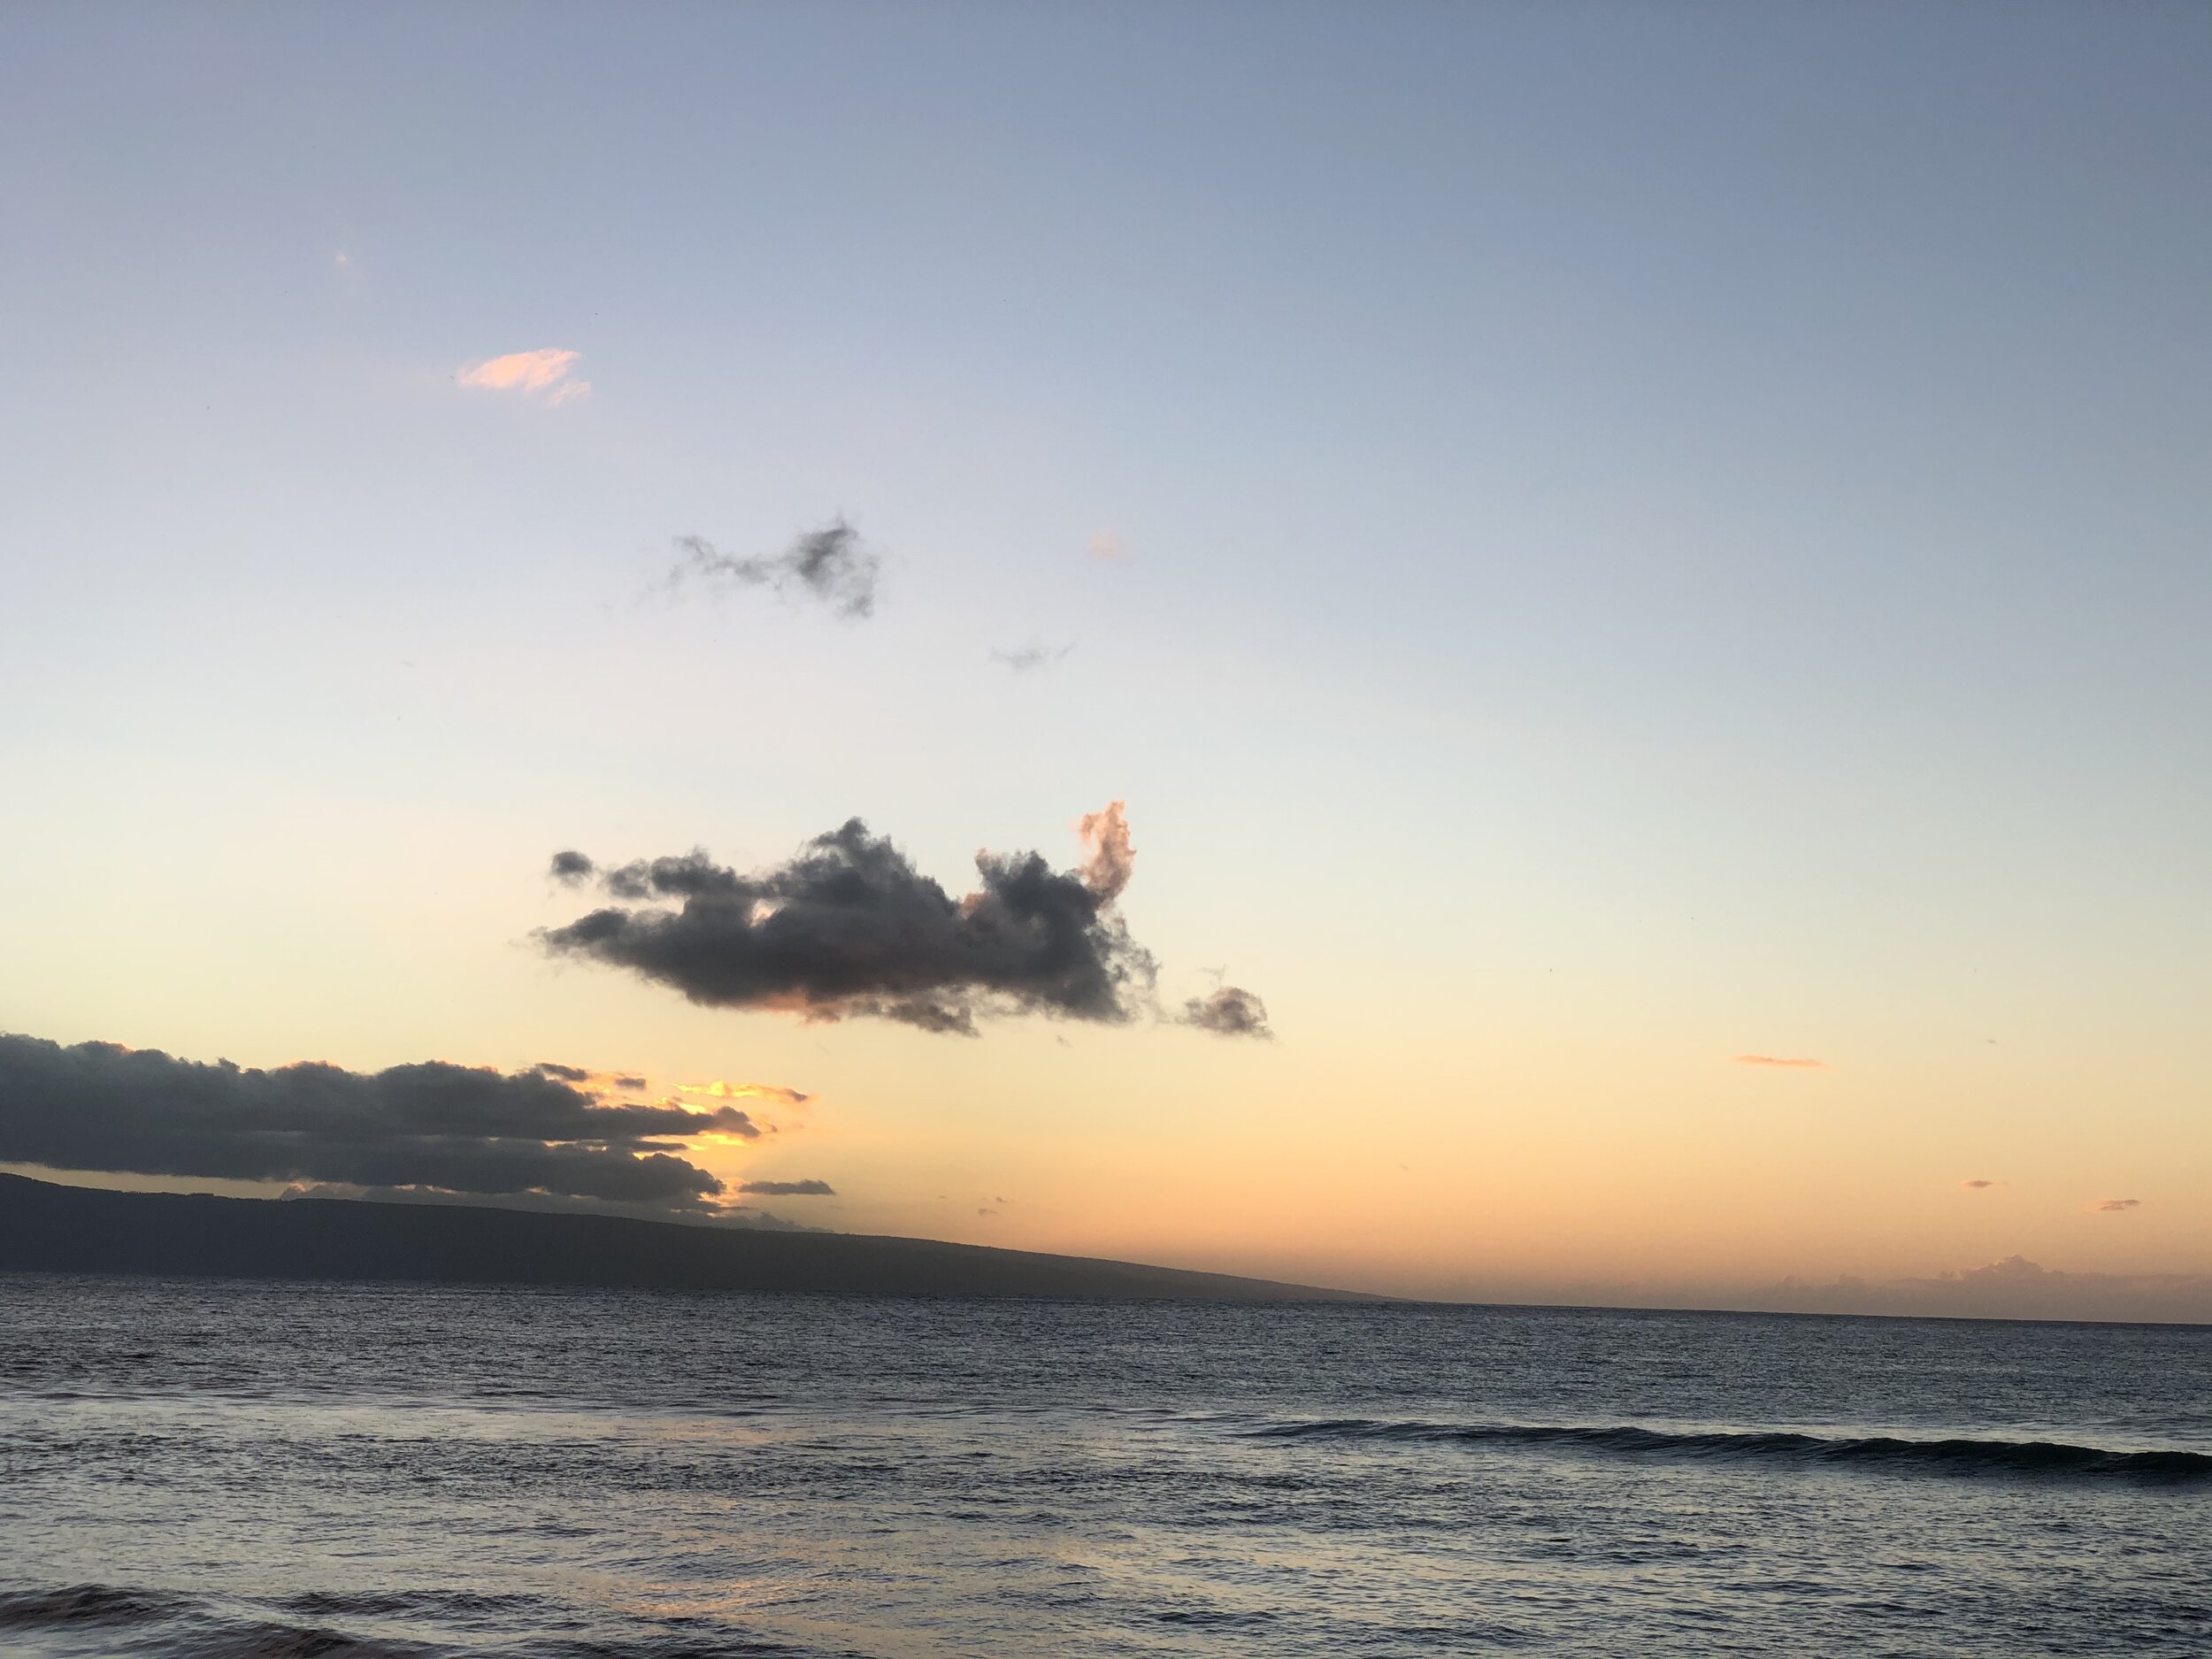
xmin=0 ymin=1586 xmax=813 ymax=1659
xmin=1243 ymin=1418 xmax=2212 ymax=1480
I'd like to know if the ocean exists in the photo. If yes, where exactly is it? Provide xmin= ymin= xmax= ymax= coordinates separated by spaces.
xmin=0 ymin=1274 xmax=2206 ymax=1657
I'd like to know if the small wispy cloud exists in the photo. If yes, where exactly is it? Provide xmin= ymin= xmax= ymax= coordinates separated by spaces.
xmin=736 ymin=1179 xmax=834 ymax=1196
xmin=457 ymin=348 xmax=590 ymax=404
xmin=1179 ymin=985 xmax=1273 ymax=1040
xmin=993 ymin=641 xmax=1075 ymax=673
xmin=677 ymin=1080 xmax=810 ymax=1108
xmin=667 ymin=519 xmax=879 ymax=618
xmin=532 ymin=1062 xmax=649 ymax=1094
xmin=2094 ymin=1197 xmax=2143 ymax=1212
xmin=1732 ymin=1054 xmax=1829 ymax=1070
xmin=1087 ymin=529 xmax=1127 ymax=562
xmin=1961 ymin=1178 xmax=1997 ymax=1189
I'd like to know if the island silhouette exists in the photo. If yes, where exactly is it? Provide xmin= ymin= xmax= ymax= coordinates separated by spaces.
xmin=0 ymin=1172 xmax=1371 ymax=1301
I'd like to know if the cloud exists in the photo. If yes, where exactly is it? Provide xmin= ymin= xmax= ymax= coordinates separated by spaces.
xmin=668 ymin=519 xmax=879 ymax=619
xmin=540 ymin=809 xmax=1168 ymax=1035
xmin=457 ymin=348 xmax=589 ymax=403
xmin=1075 ymin=800 xmax=1135 ymax=902
xmin=2094 ymin=1197 xmax=2143 ymax=1212
xmin=1179 ymin=985 xmax=1273 ymax=1040
xmin=1961 ymin=1179 xmax=1997 ymax=1189
xmin=1087 ymin=530 xmax=1127 ymax=561
xmin=530 ymin=1061 xmax=657 ymax=1097
xmin=736 ymin=1179 xmax=835 ymax=1196
xmin=677 ymin=1079 xmax=810 ymax=1108
xmin=993 ymin=641 xmax=1075 ymax=673
xmin=682 ymin=1106 xmax=763 ymax=1139
xmin=0 ymin=1033 xmax=795 ymax=1216
xmin=1761 ymin=1256 xmax=2212 ymax=1324
xmin=1732 ymin=1054 xmax=1829 ymax=1070
xmin=550 ymin=849 xmax=595 ymax=882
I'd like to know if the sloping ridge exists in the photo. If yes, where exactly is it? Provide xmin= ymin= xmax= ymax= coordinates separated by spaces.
xmin=0 ymin=1173 xmax=1371 ymax=1301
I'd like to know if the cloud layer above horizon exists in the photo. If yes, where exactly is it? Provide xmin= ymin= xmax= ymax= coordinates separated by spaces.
xmin=0 ymin=1033 xmax=794 ymax=1215
xmin=1762 ymin=1254 xmax=2210 ymax=1323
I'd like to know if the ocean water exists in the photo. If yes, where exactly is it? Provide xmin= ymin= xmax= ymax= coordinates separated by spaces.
xmin=0 ymin=1276 xmax=2207 ymax=1657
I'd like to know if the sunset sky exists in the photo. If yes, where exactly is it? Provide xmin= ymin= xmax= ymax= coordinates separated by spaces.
xmin=2 ymin=4 xmax=2207 ymax=1312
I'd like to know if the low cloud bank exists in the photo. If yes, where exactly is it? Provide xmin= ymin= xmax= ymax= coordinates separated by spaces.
xmin=542 ymin=803 xmax=1270 ymax=1039
xmin=1758 ymin=1256 xmax=2212 ymax=1324
xmin=0 ymin=1033 xmax=792 ymax=1217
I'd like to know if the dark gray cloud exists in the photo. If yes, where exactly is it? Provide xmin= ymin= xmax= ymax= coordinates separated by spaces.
xmin=541 ymin=810 xmax=1159 ymax=1035
xmin=0 ymin=1033 xmax=781 ymax=1213
xmin=1179 ymin=986 xmax=1273 ymax=1040
xmin=737 ymin=1179 xmax=836 ymax=1196
xmin=670 ymin=518 xmax=879 ymax=618
xmin=2096 ymin=1197 xmax=2143 ymax=1212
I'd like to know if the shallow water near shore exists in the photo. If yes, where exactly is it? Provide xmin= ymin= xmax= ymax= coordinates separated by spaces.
xmin=2 ymin=1274 xmax=2207 ymax=1657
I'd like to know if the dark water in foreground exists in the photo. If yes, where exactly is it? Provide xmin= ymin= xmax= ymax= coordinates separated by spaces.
xmin=1 ymin=1276 xmax=2207 ymax=1657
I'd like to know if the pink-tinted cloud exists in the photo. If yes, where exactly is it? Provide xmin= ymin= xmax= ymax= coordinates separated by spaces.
xmin=1087 ymin=529 xmax=1127 ymax=561
xmin=1732 ymin=1054 xmax=1829 ymax=1070
xmin=1961 ymin=1178 xmax=1996 ymax=1189
xmin=457 ymin=348 xmax=588 ymax=403
xmin=1076 ymin=800 xmax=1134 ymax=901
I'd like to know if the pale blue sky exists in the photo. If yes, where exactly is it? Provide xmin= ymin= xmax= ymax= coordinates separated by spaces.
xmin=2 ymin=4 xmax=2208 ymax=1296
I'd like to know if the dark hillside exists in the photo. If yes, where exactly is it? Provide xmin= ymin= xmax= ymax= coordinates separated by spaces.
xmin=0 ymin=1173 xmax=1371 ymax=1301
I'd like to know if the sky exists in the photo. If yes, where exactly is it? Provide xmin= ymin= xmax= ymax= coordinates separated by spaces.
xmin=1 ymin=3 xmax=2208 ymax=1315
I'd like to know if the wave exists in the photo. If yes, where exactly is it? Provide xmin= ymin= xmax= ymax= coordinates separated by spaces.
xmin=1244 ymin=1417 xmax=2212 ymax=1480
xmin=0 ymin=1585 xmax=827 ymax=1659
xmin=0 ymin=1586 xmax=427 ymax=1658
xmin=0 ymin=1585 xmax=195 ymax=1629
